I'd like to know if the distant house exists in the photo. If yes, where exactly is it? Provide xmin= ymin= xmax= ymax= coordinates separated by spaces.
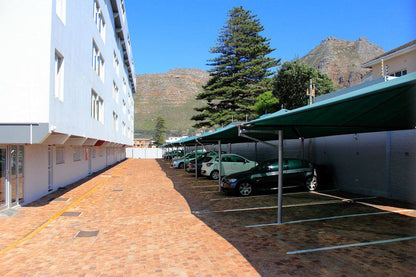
xmin=166 ymin=136 xmax=189 ymax=144
xmin=134 ymin=139 xmax=154 ymax=148
xmin=0 ymin=0 xmax=136 ymax=209
xmin=362 ymin=40 xmax=416 ymax=81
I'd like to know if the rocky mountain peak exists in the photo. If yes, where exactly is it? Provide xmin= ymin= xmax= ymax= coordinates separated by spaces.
xmin=300 ymin=37 xmax=385 ymax=88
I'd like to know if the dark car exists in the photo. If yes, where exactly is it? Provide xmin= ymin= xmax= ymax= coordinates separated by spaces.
xmin=221 ymin=158 xmax=318 ymax=196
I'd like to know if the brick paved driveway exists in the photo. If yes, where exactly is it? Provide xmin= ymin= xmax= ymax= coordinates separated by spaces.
xmin=0 ymin=158 xmax=415 ymax=276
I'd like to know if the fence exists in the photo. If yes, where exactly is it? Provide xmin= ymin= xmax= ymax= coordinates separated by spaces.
xmin=126 ymin=148 xmax=163 ymax=159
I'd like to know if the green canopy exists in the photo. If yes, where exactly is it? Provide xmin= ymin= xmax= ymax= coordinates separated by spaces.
xmin=244 ymin=73 xmax=416 ymax=139
xmin=164 ymin=73 xmax=415 ymax=146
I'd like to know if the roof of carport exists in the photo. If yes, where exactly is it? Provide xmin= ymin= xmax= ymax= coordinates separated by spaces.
xmin=246 ymin=72 xmax=416 ymax=138
xmin=164 ymin=73 xmax=415 ymax=146
xmin=200 ymin=72 xmax=416 ymax=142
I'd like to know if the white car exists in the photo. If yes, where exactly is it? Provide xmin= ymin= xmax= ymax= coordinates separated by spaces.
xmin=201 ymin=154 xmax=257 ymax=180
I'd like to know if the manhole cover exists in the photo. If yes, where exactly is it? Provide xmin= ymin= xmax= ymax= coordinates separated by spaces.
xmin=75 ymin=230 xmax=99 ymax=238
xmin=113 ymin=189 xmax=123 ymax=192
xmin=61 ymin=212 xmax=82 ymax=217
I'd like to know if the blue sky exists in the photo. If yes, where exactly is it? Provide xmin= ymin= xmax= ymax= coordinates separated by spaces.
xmin=125 ymin=0 xmax=415 ymax=74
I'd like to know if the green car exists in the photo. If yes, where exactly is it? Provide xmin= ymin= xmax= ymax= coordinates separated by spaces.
xmin=221 ymin=158 xmax=318 ymax=196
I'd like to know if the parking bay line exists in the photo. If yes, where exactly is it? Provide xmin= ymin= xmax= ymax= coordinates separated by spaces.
xmin=193 ymin=185 xmax=219 ymax=188
xmin=286 ymin=236 xmax=416 ymax=255
xmin=210 ymin=189 xmax=340 ymax=201
xmin=245 ymin=209 xmax=415 ymax=228
xmin=193 ymin=196 xmax=376 ymax=214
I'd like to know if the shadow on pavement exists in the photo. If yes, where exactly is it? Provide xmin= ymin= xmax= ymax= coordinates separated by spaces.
xmin=157 ymin=159 xmax=416 ymax=276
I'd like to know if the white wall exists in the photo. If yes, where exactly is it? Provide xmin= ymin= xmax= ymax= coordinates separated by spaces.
xmin=127 ymin=148 xmax=163 ymax=159
xmin=313 ymin=130 xmax=416 ymax=203
xmin=24 ymin=145 xmax=49 ymax=204
xmin=23 ymin=144 xmax=125 ymax=205
xmin=0 ymin=0 xmax=135 ymax=146
xmin=0 ymin=1 xmax=52 ymax=124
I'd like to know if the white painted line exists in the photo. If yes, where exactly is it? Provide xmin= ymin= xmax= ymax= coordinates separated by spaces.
xmin=196 ymin=196 xmax=375 ymax=214
xmin=287 ymin=236 xmax=416 ymax=255
xmin=200 ymin=191 xmax=220 ymax=194
xmin=209 ymin=189 xmax=331 ymax=201
xmin=245 ymin=209 xmax=414 ymax=228
xmin=210 ymin=194 xmax=275 ymax=201
xmin=193 ymin=185 xmax=219 ymax=188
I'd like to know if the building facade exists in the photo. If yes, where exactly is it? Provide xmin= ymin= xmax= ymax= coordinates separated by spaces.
xmin=362 ymin=40 xmax=416 ymax=81
xmin=0 ymin=0 xmax=136 ymax=209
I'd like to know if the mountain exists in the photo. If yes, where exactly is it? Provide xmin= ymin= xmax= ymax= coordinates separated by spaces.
xmin=134 ymin=68 xmax=210 ymax=138
xmin=300 ymin=37 xmax=384 ymax=88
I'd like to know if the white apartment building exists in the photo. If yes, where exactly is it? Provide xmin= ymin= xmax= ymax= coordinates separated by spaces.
xmin=0 ymin=0 xmax=136 ymax=209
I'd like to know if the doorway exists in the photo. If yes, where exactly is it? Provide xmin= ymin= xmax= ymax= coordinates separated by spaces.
xmin=48 ymin=146 xmax=53 ymax=191
xmin=0 ymin=145 xmax=24 ymax=209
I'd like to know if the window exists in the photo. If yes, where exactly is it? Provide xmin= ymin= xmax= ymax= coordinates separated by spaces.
xmin=120 ymin=0 xmax=126 ymax=22
xmin=122 ymin=121 xmax=126 ymax=136
xmin=113 ymin=81 xmax=119 ymax=103
xmin=73 ymin=148 xmax=81 ymax=162
xmin=94 ymin=0 xmax=105 ymax=40
xmin=56 ymin=0 xmax=66 ymax=23
xmin=113 ymin=51 xmax=119 ymax=75
xmin=123 ymin=77 xmax=127 ymax=95
xmin=56 ymin=147 xmax=65 ymax=164
xmin=92 ymin=41 xmax=104 ymax=80
xmin=91 ymin=90 xmax=104 ymax=122
xmin=113 ymin=111 xmax=119 ymax=131
xmin=54 ymin=51 xmax=64 ymax=101
xmin=122 ymin=99 xmax=126 ymax=114
xmin=92 ymin=149 xmax=96 ymax=159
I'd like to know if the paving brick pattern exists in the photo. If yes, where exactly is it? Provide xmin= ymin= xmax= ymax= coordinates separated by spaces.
xmin=0 ymin=158 xmax=415 ymax=276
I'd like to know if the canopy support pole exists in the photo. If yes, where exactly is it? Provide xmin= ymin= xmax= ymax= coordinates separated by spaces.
xmin=218 ymin=140 xmax=222 ymax=191
xmin=238 ymin=127 xmax=278 ymax=149
xmin=277 ymin=130 xmax=283 ymax=224
xmin=301 ymin=138 xmax=305 ymax=160
xmin=195 ymin=139 xmax=205 ymax=180
xmin=184 ymin=144 xmax=187 ymax=172
xmin=194 ymin=144 xmax=198 ymax=179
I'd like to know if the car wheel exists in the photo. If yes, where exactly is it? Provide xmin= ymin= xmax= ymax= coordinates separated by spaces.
xmin=178 ymin=162 xmax=184 ymax=169
xmin=210 ymin=170 xmax=219 ymax=180
xmin=306 ymin=175 xmax=318 ymax=191
xmin=238 ymin=182 xmax=253 ymax=196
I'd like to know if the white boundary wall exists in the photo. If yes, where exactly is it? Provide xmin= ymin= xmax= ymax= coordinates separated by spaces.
xmin=126 ymin=148 xmax=163 ymax=159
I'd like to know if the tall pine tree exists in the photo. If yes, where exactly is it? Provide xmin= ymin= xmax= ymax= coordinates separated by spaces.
xmin=192 ymin=6 xmax=279 ymax=128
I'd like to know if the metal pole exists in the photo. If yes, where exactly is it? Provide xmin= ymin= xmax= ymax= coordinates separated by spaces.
xmin=184 ymin=144 xmax=187 ymax=172
xmin=218 ymin=140 xmax=222 ymax=191
xmin=195 ymin=143 xmax=198 ymax=180
xmin=277 ymin=130 xmax=283 ymax=224
xmin=301 ymin=138 xmax=305 ymax=160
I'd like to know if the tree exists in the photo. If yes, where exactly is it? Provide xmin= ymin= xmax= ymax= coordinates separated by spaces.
xmin=254 ymin=91 xmax=280 ymax=116
xmin=272 ymin=61 xmax=337 ymax=110
xmin=153 ymin=116 xmax=166 ymax=146
xmin=192 ymin=6 xmax=280 ymax=128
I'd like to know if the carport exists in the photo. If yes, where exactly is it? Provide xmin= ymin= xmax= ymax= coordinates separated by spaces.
xmin=164 ymin=73 xmax=416 ymax=224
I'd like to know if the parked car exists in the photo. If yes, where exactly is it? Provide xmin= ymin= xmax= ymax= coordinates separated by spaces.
xmin=201 ymin=154 xmax=257 ymax=180
xmin=163 ymin=150 xmax=183 ymax=161
xmin=171 ymin=151 xmax=206 ymax=169
xmin=186 ymin=151 xmax=227 ymax=174
xmin=221 ymin=158 xmax=318 ymax=196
